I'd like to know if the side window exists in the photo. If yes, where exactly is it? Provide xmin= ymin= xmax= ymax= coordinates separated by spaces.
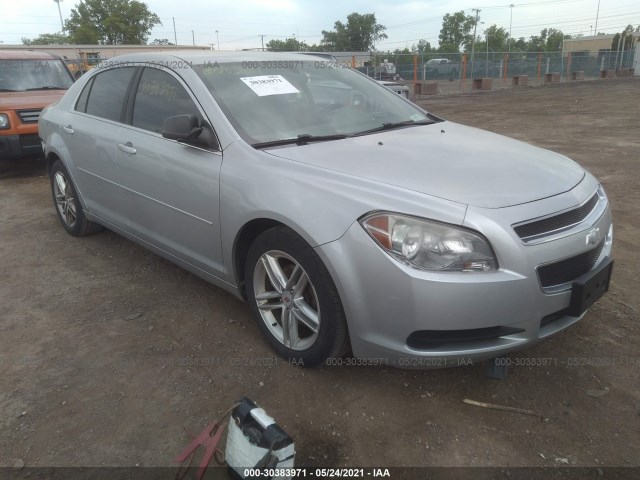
xmin=74 ymin=77 xmax=94 ymax=113
xmin=132 ymin=68 xmax=201 ymax=134
xmin=85 ymin=67 xmax=136 ymax=122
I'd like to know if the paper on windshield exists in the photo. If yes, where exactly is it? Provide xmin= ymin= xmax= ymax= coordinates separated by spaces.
xmin=240 ymin=75 xmax=300 ymax=97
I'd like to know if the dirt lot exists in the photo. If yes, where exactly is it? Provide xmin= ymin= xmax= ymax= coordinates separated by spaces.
xmin=1 ymin=77 xmax=639 ymax=471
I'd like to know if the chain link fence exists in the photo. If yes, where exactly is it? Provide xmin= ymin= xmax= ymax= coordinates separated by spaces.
xmin=357 ymin=49 xmax=637 ymax=94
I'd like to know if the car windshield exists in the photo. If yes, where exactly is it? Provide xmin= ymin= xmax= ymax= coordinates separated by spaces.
xmin=193 ymin=59 xmax=434 ymax=145
xmin=0 ymin=59 xmax=73 ymax=92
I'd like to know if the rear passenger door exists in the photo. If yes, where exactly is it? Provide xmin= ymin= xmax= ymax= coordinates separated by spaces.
xmin=68 ymin=67 xmax=137 ymax=224
xmin=114 ymin=66 xmax=224 ymax=275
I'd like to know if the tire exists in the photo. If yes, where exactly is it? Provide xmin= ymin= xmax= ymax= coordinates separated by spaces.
xmin=245 ymin=226 xmax=349 ymax=367
xmin=49 ymin=159 xmax=103 ymax=237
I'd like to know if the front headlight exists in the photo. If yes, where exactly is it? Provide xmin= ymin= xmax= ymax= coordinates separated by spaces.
xmin=0 ymin=113 xmax=10 ymax=130
xmin=360 ymin=212 xmax=498 ymax=272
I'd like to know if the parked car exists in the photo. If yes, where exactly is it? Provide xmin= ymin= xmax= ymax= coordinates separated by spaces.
xmin=39 ymin=52 xmax=613 ymax=368
xmin=425 ymin=58 xmax=459 ymax=78
xmin=0 ymin=50 xmax=74 ymax=160
xmin=376 ymin=80 xmax=410 ymax=99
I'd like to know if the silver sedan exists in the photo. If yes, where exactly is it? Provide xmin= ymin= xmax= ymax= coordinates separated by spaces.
xmin=39 ymin=52 xmax=613 ymax=368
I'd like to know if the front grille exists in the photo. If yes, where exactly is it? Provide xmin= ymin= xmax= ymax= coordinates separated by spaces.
xmin=17 ymin=109 xmax=43 ymax=124
xmin=537 ymin=240 xmax=605 ymax=288
xmin=514 ymin=191 xmax=599 ymax=240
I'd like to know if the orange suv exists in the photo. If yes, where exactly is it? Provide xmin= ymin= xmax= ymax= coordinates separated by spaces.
xmin=0 ymin=50 xmax=74 ymax=160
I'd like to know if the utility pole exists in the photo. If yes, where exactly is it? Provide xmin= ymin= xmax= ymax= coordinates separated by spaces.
xmin=54 ymin=0 xmax=64 ymax=31
xmin=471 ymin=9 xmax=481 ymax=78
xmin=192 ymin=30 xmax=195 ymax=46
xmin=594 ymin=0 xmax=601 ymax=35
xmin=260 ymin=35 xmax=265 ymax=51
xmin=215 ymin=30 xmax=220 ymax=50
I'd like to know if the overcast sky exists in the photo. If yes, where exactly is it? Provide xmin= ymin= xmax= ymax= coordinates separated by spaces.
xmin=2 ymin=0 xmax=639 ymax=49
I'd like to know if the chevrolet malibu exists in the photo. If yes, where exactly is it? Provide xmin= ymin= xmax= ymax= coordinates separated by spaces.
xmin=39 ymin=52 xmax=613 ymax=368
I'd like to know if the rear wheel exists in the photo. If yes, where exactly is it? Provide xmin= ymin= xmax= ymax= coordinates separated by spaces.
xmin=245 ymin=227 xmax=349 ymax=367
xmin=49 ymin=160 xmax=103 ymax=237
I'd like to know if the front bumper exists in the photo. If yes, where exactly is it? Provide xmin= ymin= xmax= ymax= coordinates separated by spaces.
xmin=0 ymin=133 xmax=43 ymax=160
xmin=315 ymin=192 xmax=613 ymax=368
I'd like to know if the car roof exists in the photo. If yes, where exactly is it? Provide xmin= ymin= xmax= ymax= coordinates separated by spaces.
xmin=101 ymin=50 xmax=336 ymax=66
xmin=0 ymin=50 xmax=58 ymax=60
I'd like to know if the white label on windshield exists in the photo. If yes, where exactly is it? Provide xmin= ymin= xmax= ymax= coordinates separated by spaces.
xmin=240 ymin=75 xmax=300 ymax=96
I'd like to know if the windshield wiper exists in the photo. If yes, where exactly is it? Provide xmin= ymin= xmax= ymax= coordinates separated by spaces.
xmin=252 ymin=133 xmax=348 ymax=149
xmin=26 ymin=86 xmax=67 ymax=91
xmin=351 ymin=119 xmax=435 ymax=137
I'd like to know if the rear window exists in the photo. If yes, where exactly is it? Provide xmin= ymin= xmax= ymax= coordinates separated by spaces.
xmin=85 ymin=67 xmax=136 ymax=122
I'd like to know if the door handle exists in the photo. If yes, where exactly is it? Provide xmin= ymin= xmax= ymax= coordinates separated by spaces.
xmin=117 ymin=142 xmax=137 ymax=155
xmin=62 ymin=125 xmax=74 ymax=135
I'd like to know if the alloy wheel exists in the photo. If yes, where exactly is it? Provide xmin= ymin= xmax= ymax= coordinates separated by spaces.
xmin=252 ymin=250 xmax=320 ymax=351
xmin=53 ymin=171 xmax=77 ymax=228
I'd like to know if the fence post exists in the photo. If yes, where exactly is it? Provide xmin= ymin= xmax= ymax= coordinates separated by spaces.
xmin=413 ymin=55 xmax=418 ymax=84
xmin=566 ymin=52 xmax=572 ymax=79
xmin=461 ymin=54 xmax=467 ymax=92
xmin=537 ymin=52 xmax=542 ymax=82
xmin=504 ymin=53 xmax=509 ymax=81
xmin=352 ymin=55 xmax=356 ymax=68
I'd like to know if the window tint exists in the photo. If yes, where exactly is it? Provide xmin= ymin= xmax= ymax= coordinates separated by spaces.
xmin=75 ymin=77 xmax=93 ymax=112
xmin=132 ymin=68 xmax=201 ymax=134
xmin=85 ymin=67 xmax=136 ymax=122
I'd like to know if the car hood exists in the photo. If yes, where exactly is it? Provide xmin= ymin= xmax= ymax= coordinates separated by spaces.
xmin=0 ymin=90 xmax=66 ymax=110
xmin=265 ymin=121 xmax=585 ymax=208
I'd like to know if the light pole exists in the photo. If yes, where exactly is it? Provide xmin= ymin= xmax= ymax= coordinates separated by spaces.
xmin=594 ymin=0 xmax=601 ymax=34
xmin=54 ymin=0 xmax=64 ymax=31
xmin=215 ymin=30 xmax=220 ymax=50
xmin=470 ymin=9 xmax=481 ymax=78
xmin=508 ymin=4 xmax=514 ymax=55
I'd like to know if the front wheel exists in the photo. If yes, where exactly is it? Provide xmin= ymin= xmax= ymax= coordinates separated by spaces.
xmin=245 ymin=227 xmax=349 ymax=367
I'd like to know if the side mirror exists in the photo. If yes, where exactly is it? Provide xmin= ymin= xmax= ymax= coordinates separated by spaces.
xmin=162 ymin=114 xmax=202 ymax=141
xmin=162 ymin=114 xmax=218 ymax=150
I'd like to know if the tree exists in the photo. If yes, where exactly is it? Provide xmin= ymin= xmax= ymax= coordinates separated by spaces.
xmin=526 ymin=28 xmax=568 ymax=52
xmin=438 ymin=11 xmax=477 ymax=52
xmin=545 ymin=28 xmax=569 ymax=51
xmin=65 ymin=0 xmax=161 ymax=45
xmin=611 ymin=25 xmax=635 ymax=51
xmin=320 ymin=13 xmax=387 ymax=51
xmin=413 ymin=39 xmax=433 ymax=54
xmin=22 ymin=32 xmax=70 ymax=45
xmin=478 ymin=25 xmax=509 ymax=52
xmin=266 ymin=38 xmax=309 ymax=52
xmin=512 ymin=37 xmax=528 ymax=52
xmin=149 ymin=38 xmax=174 ymax=45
